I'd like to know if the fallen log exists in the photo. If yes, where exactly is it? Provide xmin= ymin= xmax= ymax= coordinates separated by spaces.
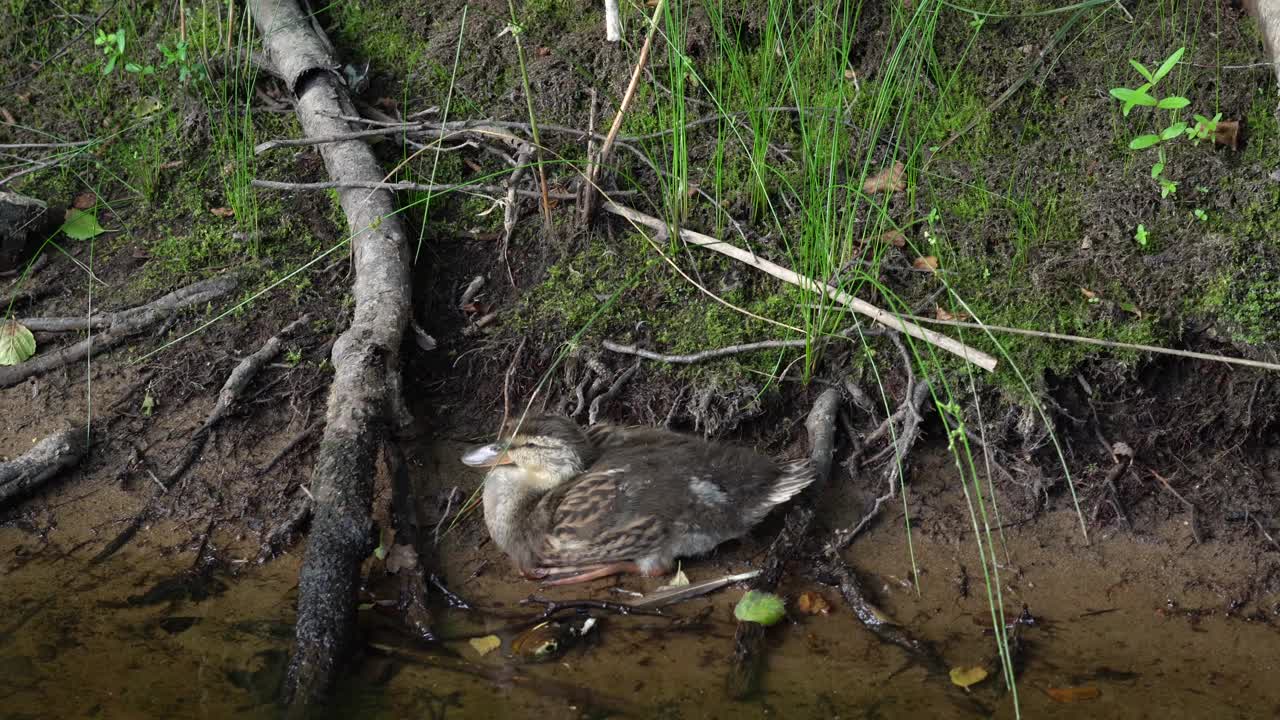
xmin=247 ymin=0 xmax=412 ymax=710
xmin=0 ymin=422 xmax=88 ymax=507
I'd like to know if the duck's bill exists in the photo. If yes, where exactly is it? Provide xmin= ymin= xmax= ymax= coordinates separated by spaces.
xmin=461 ymin=443 xmax=513 ymax=467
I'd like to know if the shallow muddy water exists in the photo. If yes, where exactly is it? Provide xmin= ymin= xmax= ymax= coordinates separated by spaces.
xmin=2 ymin=445 xmax=1278 ymax=719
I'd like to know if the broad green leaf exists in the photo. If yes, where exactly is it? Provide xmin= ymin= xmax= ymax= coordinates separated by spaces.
xmin=1109 ymin=87 xmax=1157 ymax=105
xmin=1161 ymin=122 xmax=1188 ymax=140
xmin=102 ymin=55 xmax=117 ymax=75
xmin=1129 ymin=134 xmax=1161 ymax=150
xmin=1135 ymin=224 xmax=1149 ymax=247
xmin=1129 ymin=58 xmax=1154 ymax=82
xmin=0 ymin=320 xmax=36 ymax=366
xmin=1152 ymin=47 xmax=1185 ymax=84
xmin=1151 ymin=162 xmax=1164 ymax=178
xmin=1157 ymin=96 xmax=1190 ymax=110
xmin=61 ymin=209 xmax=106 ymax=240
xmin=734 ymin=590 xmax=786 ymax=626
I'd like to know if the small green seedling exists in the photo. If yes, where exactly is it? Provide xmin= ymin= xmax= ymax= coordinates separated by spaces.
xmin=1134 ymin=224 xmax=1149 ymax=248
xmin=1110 ymin=47 xmax=1220 ymax=199
xmin=1193 ymin=208 xmax=1207 ymax=222
xmin=95 ymin=27 xmax=127 ymax=74
xmin=158 ymin=40 xmax=205 ymax=82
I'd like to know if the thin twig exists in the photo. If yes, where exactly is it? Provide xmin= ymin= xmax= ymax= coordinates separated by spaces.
xmin=895 ymin=312 xmax=1280 ymax=373
xmin=251 ymin=177 xmax=582 ymax=199
xmin=603 ymin=201 xmax=997 ymax=371
xmin=602 ymin=338 xmax=807 ymax=364
xmin=580 ymin=0 xmax=667 ymax=222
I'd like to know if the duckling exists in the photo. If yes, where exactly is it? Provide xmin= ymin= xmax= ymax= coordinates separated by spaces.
xmin=460 ymin=414 xmax=816 ymax=586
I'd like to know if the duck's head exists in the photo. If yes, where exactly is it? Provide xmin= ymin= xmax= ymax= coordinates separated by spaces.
xmin=460 ymin=414 xmax=593 ymax=487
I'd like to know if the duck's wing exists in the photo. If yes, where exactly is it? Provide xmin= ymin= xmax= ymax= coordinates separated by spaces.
xmin=533 ymin=468 xmax=669 ymax=568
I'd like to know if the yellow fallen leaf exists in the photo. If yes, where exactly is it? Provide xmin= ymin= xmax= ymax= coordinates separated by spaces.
xmin=949 ymin=665 xmax=988 ymax=689
xmin=1046 ymin=686 xmax=1101 ymax=703
xmin=469 ymin=635 xmax=501 ymax=657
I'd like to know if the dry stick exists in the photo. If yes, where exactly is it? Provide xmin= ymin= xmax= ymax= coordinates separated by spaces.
xmin=602 ymin=201 xmax=998 ymax=371
xmin=895 ymin=312 xmax=1280 ymax=373
xmin=0 ymin=277 xmax=237 ymax=389
xmin=580 ymin=0 xmax=667 ymax=223
xmin=602 ymin=338 xmax=807 ymax=364
xmin=251 ymin=177 xmax=587 ymax=200
xmin=603 ymin=0 xmax=621 ymax=41
xmin=161 ymin=314 xmax=311 ymax=489
xmin=248 ymin=0 xmax=413 ymax=709
xmin=0 ymin=423 xmax=89 ymax=508
xmin=726 ymin=388 xmax=840 ymax=700
xmin=499 ymin=144 xmax=533 ymax=286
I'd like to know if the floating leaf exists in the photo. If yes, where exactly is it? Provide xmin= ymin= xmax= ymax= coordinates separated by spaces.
xmin=949 ymin=665 xmax=989 ymax=689
xmin=0 ymin=320 xmax=37 ymax=366
xmin=912 ymin=256 xmax=939 ymax=272
xmin=1046 ymin=686 xmax=1101 ymax=703
xmin=656 ymin=565 xmax=690 ymax=592
xmin=796 ymin=591 xmax=830 ymax=615
xmin=734 ymin=590 xmax=786 ymax=626
xmin=469 ymin=635 xmax=501 ymax=657
xmin=61 ymin=209 xmax=106 ymax=240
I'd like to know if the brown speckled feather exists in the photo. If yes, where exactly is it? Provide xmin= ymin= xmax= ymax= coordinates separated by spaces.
xmin=523 ymin=425 xmax=816 ymax=572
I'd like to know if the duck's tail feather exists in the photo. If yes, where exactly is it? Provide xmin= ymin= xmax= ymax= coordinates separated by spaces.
xmin=769 ymin=458 xmax=818 ymax=505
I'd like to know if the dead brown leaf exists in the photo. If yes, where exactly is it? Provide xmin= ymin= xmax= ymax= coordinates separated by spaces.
xmin=1080 ymin=287 xmax=1098 ymax=300
xmin=72 ymin=192 xmax=97 ymax=210
xmin=0 ymin=107 xmax=14 ymax=125
xmin=1045 ymin=686 xmax=1101 ymax=703
xmin=159 ymin=160 xmax=184 ymax=170
xmin=912 ymin=255 xmax=938 ymax=272
xmin=210 ymin=207 xmax=235 ymax=218
xmin=1213 ymin=119 xmax=1240 ymax=151
xmin=935 ymin=306 xmax=969 ymax=322
xmin=535 ymin=46 xmax=552 ymax=57
xmin=796 ymin=591 xmax=831 ymax=615
xmin=881 ymin=230 xmax=907 ymax=248
xmin=862 ymin=161 xmax=905 ymax=194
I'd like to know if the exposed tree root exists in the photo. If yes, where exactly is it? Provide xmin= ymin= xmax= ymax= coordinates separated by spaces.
xmin=0 ymin=277 xmax=236 ymax=389
xmin=0 ymin=423 xmax=88 ymax=508
xmin=248 ymin=0 xmax=413 ymax=709
xmin=163 ymin=313 xmax=310 ymax=489
xmin=810 ymin=550 xmax=991 ymax=716
xmin=726 ymin=387 xmax=840 ymax=700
